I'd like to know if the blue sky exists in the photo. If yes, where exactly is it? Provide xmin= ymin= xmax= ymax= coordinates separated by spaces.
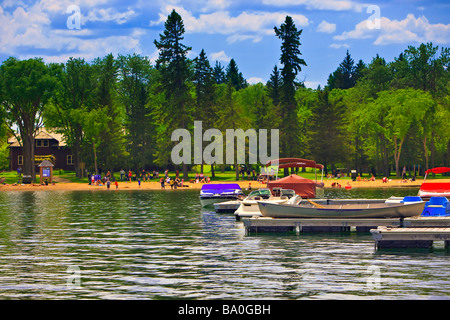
xmin=0 ymin=0 xmax=449 ymax=88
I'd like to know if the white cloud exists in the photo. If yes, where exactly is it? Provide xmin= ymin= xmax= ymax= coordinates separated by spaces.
xmin=83 ymin=8 xmax=137 ymax=25
xmin=226 ymin=34 xmax=263 ymax=44
xmin=262 ymin=0 xmax=365 ymax=12
xmin=150 ymin=6 xmax=309 ymax=43
xmin=304 ymin=81 xmax=322 ymax=89
xmin=210 ymin=50 xmax=231 ymax=63
xmin=199 ymin=0 xmax=230 ymax=12
xmin=330 ymin=43 xmax=349 ymax=49
xmin=0 ymin=3 xmax=146 ymax=62
xmin=248 ymin=77 xmax=264 ymax=85
xmin=334 ymin=14 xmax=450 ymax=45
xmin=317 ymin=20 xmax=336 ymax=33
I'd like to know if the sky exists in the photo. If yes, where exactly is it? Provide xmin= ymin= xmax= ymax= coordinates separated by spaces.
xmin=0 ymin=0 xmax=449 ymax=88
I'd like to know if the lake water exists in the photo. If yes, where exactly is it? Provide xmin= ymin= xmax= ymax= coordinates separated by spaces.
xmin=0 ymin=187 xmax=449 ymax=300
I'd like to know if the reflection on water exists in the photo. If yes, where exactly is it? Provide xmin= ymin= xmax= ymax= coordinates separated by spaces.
xmin=0 ymin=188 xmax=449 ymax=299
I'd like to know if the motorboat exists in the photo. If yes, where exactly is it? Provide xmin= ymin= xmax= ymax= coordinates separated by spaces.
xmin=257 ymin=196 xmax=426 ymax=219
xmin=199 ymin=183 xmax=244 ymax=207
xmin=418 ymin=167 xmax=450 ymax=198
xmin=234 ymin=188 xmax=297 ymax=220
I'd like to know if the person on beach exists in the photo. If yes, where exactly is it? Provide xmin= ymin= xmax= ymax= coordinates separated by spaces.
xmin=115 ymin=180 xmax=118 ymax=190
xmin=120 ymin=169 xmax=125 ymax=181
xmin=128 ymin=170 xmax=132 ymax=182
xmin=160 ymin=177 xmax=165 ymax=189
xmin=106 ymin=180 xmax=110 ymax=189
xmin=138 ymin=178 xmax=141 ymax=188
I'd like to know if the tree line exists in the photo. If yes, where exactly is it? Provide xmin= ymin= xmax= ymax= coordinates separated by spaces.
xmin=0 ymin=10 xmax=448 ymax=182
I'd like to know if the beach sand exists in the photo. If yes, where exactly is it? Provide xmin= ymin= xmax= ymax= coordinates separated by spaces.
xmin=1 ymin=177 xmax=448 ymax=192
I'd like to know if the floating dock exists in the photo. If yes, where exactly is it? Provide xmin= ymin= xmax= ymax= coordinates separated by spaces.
xmin=371 ymin=226 xmax=450 ymax=249
xmin=242 ymin=216 xmax=450 ymax=249
xmin=243 ymin=216 xmax=450 ymax=233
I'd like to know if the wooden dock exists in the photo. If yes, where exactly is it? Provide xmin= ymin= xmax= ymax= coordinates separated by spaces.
xmin=242 ymin=216 xmax=450 ymax=249
xmin=243 ymin=216 xmax=450 ymax=233
xmin=371 ymin=226 xmax=450 ymax=249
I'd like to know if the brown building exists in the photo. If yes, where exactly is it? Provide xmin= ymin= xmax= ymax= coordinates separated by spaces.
xmin=8 ymin=128 xmax=74 ymax=172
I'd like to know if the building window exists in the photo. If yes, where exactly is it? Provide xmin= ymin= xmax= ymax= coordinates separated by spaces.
xmin=18 ymin=155 xmax=23 ymax=166
xmin=67 ymin=155 xmax=74 ymax=165
xmin=36 ymin=140 xmax=49 ymax=147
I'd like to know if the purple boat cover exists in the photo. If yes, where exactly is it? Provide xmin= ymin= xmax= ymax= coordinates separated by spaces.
xmin=200 ymin=183 xmax=242 ymax=194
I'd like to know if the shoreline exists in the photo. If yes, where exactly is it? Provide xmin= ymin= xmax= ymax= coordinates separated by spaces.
xmin=1 ymin=178 xmax=446 ymax=192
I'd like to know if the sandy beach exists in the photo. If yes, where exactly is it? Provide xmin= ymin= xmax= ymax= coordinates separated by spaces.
xmin=1 ymin=177 xmax=448 ymax=192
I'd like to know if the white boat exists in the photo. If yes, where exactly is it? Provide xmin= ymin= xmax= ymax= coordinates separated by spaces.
xmin=199 ymin=183 xmax=244 ymax=207
xmin=234 ymin=188 xmax=297 ymax=220
xmin=257 ymin=197 xmax=426 ymax=219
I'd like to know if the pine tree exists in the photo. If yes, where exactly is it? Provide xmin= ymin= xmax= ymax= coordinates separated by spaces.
xmin=193 ymin=49 xmax=217 ymax=175
xmin=327 ymin=50 xmax=356 ymax=89
xmin=153 ymin=9 xmax=193 ymax=178
xmin=117 ymin=53 xmax=154 ymax=171
xmin=213 ymin=61 xmax=226 ymax=84
xmin=225 ymin=58 xmax=247 ymax=90
xmin=274 ymin=16 xmax=307 ymax=166
xmin=266 ymin=65 xmax=281 ymax=107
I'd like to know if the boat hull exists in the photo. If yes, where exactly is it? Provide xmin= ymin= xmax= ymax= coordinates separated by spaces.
xmin=258 ymin=201 xmax=426 ymax=219
xmin=200 ymin=195 xmax=242 ymax=207
xmin=234 ymin=198 xmax=289 ymax=220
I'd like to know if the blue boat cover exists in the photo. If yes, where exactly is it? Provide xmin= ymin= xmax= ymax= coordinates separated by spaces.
xmin=200 ymin=183 xmax=242 ymax=194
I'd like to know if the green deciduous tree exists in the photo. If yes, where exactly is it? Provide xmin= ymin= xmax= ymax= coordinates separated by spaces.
xmin=0 ymin=57 xmax=56 ymax=181
xmin=46 ymin=57 xmax=93 ymax=178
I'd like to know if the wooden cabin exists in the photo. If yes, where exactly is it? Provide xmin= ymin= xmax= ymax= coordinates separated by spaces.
xmin=7 ymin=128 xmax=74 ymax=172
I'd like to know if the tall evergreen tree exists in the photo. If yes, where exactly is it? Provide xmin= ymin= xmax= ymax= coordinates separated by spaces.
xmin=266 ymin=65 xmax=281 ymax=107
xmin=308 ymin=88 xmax=346 ymax=175
xmin=117 ymin=53 xmax=154 ymax=171
xmin=153 ymin=9 xmax=193 ymax=178
xmin=327 ymin=50 xmax=356 ymax=89
xmin=353 ymin=59 xmax=367 ymax=84
xmin=274 ymin=16 xmax=307 ymax=168
xmin=225 ymin=58 xmax=247 ymax=91
xmin=89 ymin=54 xmax=127 ymax=174
xmin=193 ymin=49 xmax=217 ymax=175
xmin=213 ymin=61 xmax=226 ymax=84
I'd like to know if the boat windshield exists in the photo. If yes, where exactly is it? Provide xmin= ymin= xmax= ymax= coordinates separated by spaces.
xmin=247 ymin=189 xmax=272 ymax=199
xmin=281 ymin=189 xmax=296 ymax=198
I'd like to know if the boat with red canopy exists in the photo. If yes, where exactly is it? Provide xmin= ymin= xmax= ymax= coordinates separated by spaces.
xmin=418 ymin=167 xmax=450 ymax=198
xmin=265 ymin=158 xmax=324 ymax=199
